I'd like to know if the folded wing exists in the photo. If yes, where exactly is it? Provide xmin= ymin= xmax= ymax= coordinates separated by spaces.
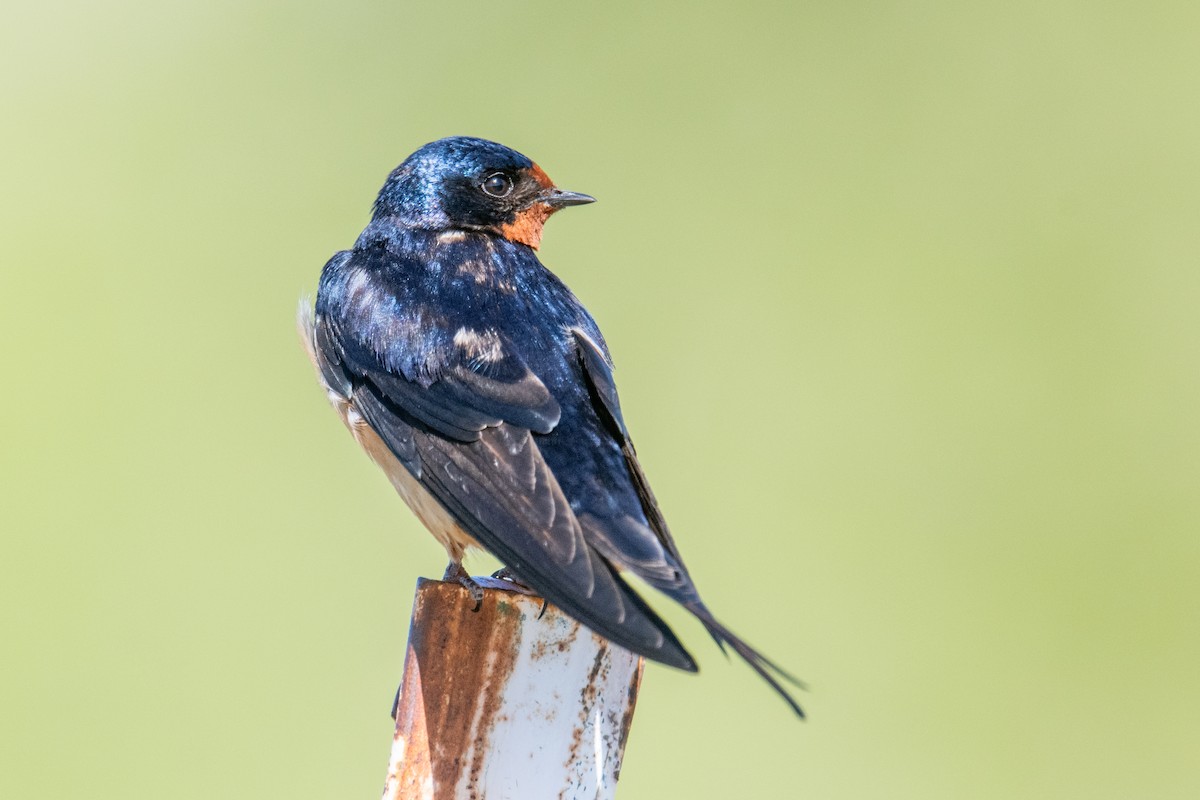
xmin=311 ymin=308 xmax=697 ymax=671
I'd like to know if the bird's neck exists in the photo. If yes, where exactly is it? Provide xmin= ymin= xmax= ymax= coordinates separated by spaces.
xmin=354 ymin=223 xmax=544 ymax=295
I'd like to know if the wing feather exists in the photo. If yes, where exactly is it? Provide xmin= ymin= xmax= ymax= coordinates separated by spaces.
xmin=312 ymin=307 xmax=696 ymax=670
xmin=571 ymin=328 xmax=806 ymax=714
xmin=571 ymin=327 xmax=689 ymax=574
xmin=413 ymin=426 xmax=696 ymax=668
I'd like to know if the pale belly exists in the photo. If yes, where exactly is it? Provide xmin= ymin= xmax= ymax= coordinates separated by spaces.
xmin=299 ymin=301 xmax=480 ymax=563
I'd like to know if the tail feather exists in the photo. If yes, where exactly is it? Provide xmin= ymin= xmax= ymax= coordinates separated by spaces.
xmin=687 ymin=603 xmax=807 ymax=718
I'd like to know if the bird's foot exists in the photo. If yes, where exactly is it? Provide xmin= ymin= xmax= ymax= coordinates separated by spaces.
xmin=490 ymin=566 xmax=538 ymax=594
xmin=443 ymin=561 xmax=484 ymax=612
xmin=492 ymin=567 xmax=549 ymax=618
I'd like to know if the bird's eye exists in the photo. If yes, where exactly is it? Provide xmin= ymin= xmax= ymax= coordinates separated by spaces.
xmin=481 ymin=172 xmax=514 ymax=198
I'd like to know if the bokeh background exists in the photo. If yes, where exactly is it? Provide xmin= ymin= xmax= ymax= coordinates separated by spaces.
xmin=4 ymin=1 xmax=1199 ymax=798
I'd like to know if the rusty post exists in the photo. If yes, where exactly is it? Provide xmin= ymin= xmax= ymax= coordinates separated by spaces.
xmin=381 ymin=577 xmax=644 ymax=800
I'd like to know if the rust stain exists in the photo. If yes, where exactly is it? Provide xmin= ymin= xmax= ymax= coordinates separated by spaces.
xmin=399 ymin=579 xmax=524 ymax=799
xmin=560 ymin=645 xmax=611 ymax=792
xmin=560 ymin=722 xmax=586 ymax=800
xmin=386 ymin=639 xmax=433 ymax=799
xmin=616 ymin=658 xmax=645 ymax=773
xmin=553 ymin=619 xmax=579 ymax=654
xmin=531 ymin=638 xmax=548 ymax=661
xmin=581 ymin=647 xmax=606 ymax=707
xmin=389 ymin=580 xmax=642 ymax=799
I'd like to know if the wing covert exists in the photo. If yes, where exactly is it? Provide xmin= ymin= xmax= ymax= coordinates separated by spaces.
xmin=326 ymin=312 xmax=560 ymax=442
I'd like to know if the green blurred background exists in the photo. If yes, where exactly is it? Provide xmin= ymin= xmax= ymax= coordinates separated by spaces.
xmin=3 ymin=1 xmax=1198 ymax=797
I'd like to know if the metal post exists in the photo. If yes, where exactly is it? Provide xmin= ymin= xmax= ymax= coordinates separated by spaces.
xmin=381 ymin=577 xmax=644 ymax=800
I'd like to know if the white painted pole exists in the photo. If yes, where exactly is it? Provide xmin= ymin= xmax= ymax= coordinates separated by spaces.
xmin=381 ymin=577 xmax=644 ymax=800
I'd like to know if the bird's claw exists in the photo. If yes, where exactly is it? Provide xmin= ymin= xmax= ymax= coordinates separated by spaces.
xmin=491 ymin=567 xmax=548 ymax=616
xmin=491 ymin=566 xmax=533 ymax=590
xmin=444 ymin=562 xmax=484 ymax=612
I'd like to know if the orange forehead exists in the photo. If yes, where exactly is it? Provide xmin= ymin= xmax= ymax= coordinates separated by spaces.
xmin=527 ymin=163 xmax=554 ymax=190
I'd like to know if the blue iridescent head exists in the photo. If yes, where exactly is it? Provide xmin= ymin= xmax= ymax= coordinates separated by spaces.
xmin=372 ymin=136 xmax=595 ymax=249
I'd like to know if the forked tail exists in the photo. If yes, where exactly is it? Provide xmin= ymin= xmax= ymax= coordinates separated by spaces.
xmin=686 ymin=602 xmax=807 ymax=718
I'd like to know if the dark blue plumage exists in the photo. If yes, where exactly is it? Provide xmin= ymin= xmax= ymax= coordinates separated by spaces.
xmin=302 ymin=136 xmax=803 ymax=716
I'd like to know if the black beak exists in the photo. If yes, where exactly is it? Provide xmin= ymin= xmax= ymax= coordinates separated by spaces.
xmin=541 ymin=188 xmax=596 ymax=208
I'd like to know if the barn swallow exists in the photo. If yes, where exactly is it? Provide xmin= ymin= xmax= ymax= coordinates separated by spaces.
xmin=300 ymin=136 xmax=803 ymax=716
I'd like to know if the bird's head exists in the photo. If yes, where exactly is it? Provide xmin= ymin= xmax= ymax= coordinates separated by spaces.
xmin=372 ymin=136 xmax=594 ymax=249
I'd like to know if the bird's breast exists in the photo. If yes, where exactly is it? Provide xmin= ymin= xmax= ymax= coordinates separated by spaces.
xmin=299 ymin=301 xmax=480 ymax=562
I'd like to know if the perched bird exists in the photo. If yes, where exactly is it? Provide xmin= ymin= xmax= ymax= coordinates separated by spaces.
xmin=300 ymin=136 xmax=803 ymax=716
